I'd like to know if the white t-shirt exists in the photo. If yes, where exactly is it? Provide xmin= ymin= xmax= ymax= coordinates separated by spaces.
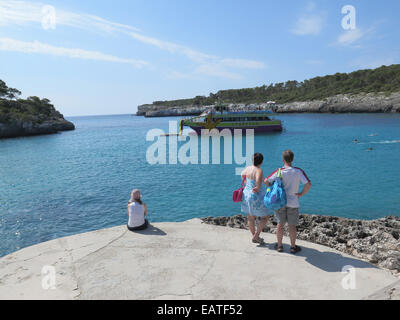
xmin=267 ymin=165 xmax=310 ymax=208
xmin=128 ymin=202 xmax=145 ymax=228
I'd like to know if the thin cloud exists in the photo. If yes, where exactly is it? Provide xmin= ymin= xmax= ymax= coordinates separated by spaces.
xmin=0 ymin=38 xmax=148 ymax=67
xmin=128 ymin=31 xmax=216 ymax=63
xmin=335 ymin=28 xmax=365 ymax=47
xmin=220 ymin=58 xmax=265 ymax=69
xmin=128 ymin=32 xmax=264 ymax=78
xmin=128 ymin=32 xmax=264 ymax=70
xmin=195 ymin=64 xmax=241 ymax=80
xmin=291 ymin=15 xmax=323 ymax=35
xmin=0 ymin=0 xmax=141 ymax=33
xmin=291 ymin=2 xmax=324 ymax=36
xmin=0 ymin=1 xmax=42 ymax=26
xmin=166 ymin=70 xmax=194 ymax=80
xmin=332 ymin=26 xmax=378 ymax=48
xmin=1 ymin=0 xmax=265 ymax=80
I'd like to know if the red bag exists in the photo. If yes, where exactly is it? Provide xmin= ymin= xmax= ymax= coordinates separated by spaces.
xmin=232 ymin=176 xmax=246 ymax=203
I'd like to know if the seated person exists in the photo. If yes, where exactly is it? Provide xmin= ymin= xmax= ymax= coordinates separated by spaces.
xmin=127 ymin=189 xmax=148 ymax=231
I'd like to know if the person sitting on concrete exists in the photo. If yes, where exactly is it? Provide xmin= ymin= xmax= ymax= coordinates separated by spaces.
xmin=265 ymin=150 xmax=312 ymax=254
xmin=127 ymin=189 xmax=148 ymax=231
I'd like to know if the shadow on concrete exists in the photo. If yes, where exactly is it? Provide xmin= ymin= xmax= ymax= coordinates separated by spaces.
xmin=133 ymin=224 xmax=167 ymax=236
xmin=298 ymin=246 xmax=377 ymax=272
xmin=266 ymin=243 xmax=377 ymax=272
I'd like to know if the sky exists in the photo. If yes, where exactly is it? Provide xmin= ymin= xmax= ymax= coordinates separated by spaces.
xmin=0 ymin=0 xmax=399 ymax=116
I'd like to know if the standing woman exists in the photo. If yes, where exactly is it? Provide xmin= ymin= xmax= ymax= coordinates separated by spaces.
xmin=241 ymin=153 xmax=270 ymax=243
xmin=127 ymin=189 xmax=149 ymax=231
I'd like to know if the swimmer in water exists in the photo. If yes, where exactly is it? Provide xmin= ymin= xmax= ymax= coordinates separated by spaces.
xmin=354 ymin=139 xmax=359 ymax=143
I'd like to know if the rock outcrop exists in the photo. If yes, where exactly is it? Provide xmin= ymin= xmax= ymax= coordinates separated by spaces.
xmin=137 ymin=104 xmax=209 ymax=117
xmin=271 ymin=92 xmax=400 ymax=113
xmin=0 ymin=97 xmax=75 ymax=138
xmin=0 ymin=118 xmax=75 ymax=138
xmin=137 ymin=92 xmax=400 ymax=117
xmin=201 ymin=214 xmax=400 ymax=276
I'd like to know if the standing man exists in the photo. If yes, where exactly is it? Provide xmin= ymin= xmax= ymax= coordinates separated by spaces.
xmin=265 ymin=150 xmax=312 ymax=254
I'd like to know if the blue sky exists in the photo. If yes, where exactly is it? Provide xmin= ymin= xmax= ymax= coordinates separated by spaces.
xmin=1 ymin=0 xmax=399 ymax=116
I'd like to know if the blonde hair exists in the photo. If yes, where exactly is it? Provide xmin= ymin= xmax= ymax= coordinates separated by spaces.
xmin=129 ymin=189 xmax=142 ymax=205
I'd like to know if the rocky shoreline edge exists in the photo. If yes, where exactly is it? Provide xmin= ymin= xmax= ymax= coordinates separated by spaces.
xmin=201 ymin=214 xmax=400 ymax=276
xmin=0 ymin=118 xmax=75 ymax=138
xmin=0 ymin=81 xmax=76 ymax=139
xmin=137 ymin=92 xmax=400 ymax=117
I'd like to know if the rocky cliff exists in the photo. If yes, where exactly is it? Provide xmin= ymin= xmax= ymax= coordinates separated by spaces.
xmin=136 ymin=104 xmax=209 ymax=117
xmin=0 ymin=98 xmax=75 ymax=139
xmin=270 ymin=92 xmax=400 ymax=113
xmin=0 ymin=118 xmax=75 ymax=138
xmin=137 ymin=92 xmax=400 ymax=117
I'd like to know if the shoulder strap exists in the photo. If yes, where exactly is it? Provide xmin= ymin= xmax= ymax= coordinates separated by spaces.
xmin=277 ymin=168 xmax=282 ymax=178
xmin=240 ymin=175 xmax=246 ymax=188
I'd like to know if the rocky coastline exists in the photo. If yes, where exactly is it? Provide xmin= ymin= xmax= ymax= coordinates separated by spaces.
xmin=201 ymin=214 xmax=400 ymax=276
xmin=0 ymin=117 xmax=75 ymax=138
xmin=137 ymin=104 xmax=208 ymax=117
xmin=0 ymin=96 xmax=75 ymax=139
xmin=137 ymin=92 xmax=400 ymax=117
xmin=0 ymin=80 xmax=76 ymax=138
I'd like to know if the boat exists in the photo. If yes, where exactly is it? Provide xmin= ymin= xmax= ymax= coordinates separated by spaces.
xmin=180 ymin=109 xmax=283 ymax=134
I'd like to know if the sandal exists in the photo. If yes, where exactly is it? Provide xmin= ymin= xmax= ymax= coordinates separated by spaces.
xmin=274 ymin=243 xmax=284 ymax=252
xmin=252 ymin=237 xmax=265 ymax=244
xmin=290 ymin=245 xmax=301 ymax=254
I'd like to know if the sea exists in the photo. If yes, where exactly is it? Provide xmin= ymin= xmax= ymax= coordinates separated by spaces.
xmin=1 ymin=113 xmax=399 ymax=257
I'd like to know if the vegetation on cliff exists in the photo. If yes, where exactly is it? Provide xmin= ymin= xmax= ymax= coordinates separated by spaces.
xmin=150 ymin=64 xmax=400 ymax=107
xmin=0 ymin=80 xmax=66 ymax=124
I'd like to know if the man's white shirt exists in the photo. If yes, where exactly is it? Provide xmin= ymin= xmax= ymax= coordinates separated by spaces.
xmin=267 ymin=166 xmax=310 ymax=208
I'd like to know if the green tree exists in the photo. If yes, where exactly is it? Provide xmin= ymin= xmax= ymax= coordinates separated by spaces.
xmin=0 ymin=80 xmax=21 ymax=100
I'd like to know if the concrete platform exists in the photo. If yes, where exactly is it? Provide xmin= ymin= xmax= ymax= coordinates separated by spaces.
xmin=0 ymin=218 xmax=398 ymax=300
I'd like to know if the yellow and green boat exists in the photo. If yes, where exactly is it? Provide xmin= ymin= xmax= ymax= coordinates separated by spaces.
xmin=180 ymin=110 xmax=283 ymax=134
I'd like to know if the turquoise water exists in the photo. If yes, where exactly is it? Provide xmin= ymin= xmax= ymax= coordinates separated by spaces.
xmin=1 ymin=113 xmax=400 ymax=257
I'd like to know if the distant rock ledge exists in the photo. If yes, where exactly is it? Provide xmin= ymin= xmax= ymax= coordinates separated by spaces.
xmin=136 ymin=104 xmax=207 ymax=117
xmin=201 ymin=214 xmax=400 ymax=277
xmin=0 ymin=118 xmax=75 ymax=138
xmin=137 ymin=92 xmax=400 ymax=117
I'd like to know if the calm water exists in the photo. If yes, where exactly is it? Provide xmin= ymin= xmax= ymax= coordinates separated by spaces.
xmin=1 ymin=113 xmax=400 ymax=257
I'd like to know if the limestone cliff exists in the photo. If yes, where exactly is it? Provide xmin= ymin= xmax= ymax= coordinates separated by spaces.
xmin=0 ymin=98 xmax=75 ymax=138
xmin=137 ymin=92 xmax=400 ymax=117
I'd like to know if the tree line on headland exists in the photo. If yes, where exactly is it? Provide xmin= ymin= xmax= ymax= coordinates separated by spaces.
xmin=0 ymin=80 xmax=74 ymax=138
xmin=0 ymin=80 xmax=65 ymax=123
xmin=151 ymin=64 xmax=400 ymax=107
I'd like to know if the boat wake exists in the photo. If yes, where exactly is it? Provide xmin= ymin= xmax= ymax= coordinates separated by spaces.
xmin=359 ymin=140 xmax=400 ymax=144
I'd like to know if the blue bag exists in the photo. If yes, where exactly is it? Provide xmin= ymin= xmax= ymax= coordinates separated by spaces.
xmin=264 ymin=168 xmax=287 ymax=210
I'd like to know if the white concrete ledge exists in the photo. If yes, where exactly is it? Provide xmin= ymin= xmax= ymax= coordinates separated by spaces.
xmin=0 ymin=219 xmax=398 ymax=300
